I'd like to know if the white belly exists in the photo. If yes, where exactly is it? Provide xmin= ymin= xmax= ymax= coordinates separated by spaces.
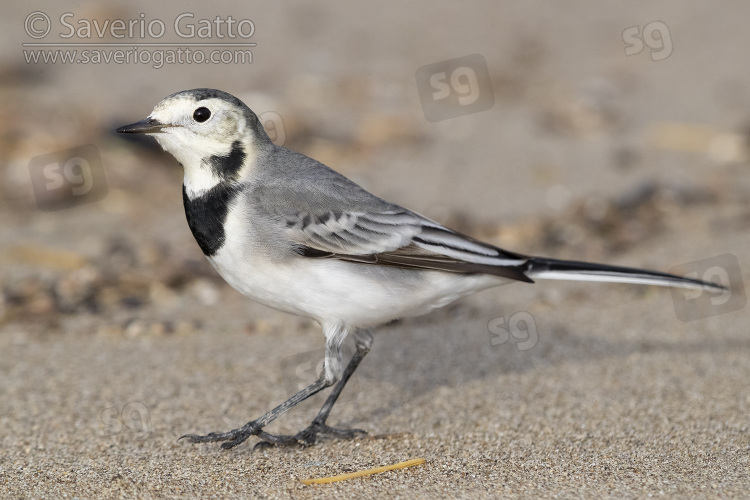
xmin=207 ymin=243 xmax=503 ymax=328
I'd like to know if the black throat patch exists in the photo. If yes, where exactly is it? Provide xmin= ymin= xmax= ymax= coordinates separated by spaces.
xmin=203 ymin=140 xmax=246 ymax=181
xmin=182 ymin=184 xmax=240 ymax=257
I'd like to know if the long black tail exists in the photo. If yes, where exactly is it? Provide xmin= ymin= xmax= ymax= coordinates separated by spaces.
xmin=523 ymin=257 xmax=725 ymax=291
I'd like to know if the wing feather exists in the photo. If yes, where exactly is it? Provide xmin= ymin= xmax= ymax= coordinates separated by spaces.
xmin=283 ymin=208 xmax=532 ymax=282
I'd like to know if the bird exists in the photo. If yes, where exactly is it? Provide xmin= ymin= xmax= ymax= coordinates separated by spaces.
xmin=116 ymin=88 xmax=724 ymax=450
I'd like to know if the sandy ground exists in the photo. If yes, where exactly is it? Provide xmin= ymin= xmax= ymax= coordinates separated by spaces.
xmin=1 ymin=1 xmax=749 ymax=498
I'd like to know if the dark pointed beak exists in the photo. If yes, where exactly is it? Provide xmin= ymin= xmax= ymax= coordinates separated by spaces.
xmin=116 ymin=118 xmax=168 ymax=134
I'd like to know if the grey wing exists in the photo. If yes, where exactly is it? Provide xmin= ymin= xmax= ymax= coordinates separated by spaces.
xmin=283 ymin=208 xmax=534 ymax=283
xmin=252 ymin=147 xmax=532 ymax=282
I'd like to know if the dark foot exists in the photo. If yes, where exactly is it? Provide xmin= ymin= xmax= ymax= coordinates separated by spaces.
xmin=179 ymin=420 xmax=262 ymax=450
xmin=254 ymin=421 xmax=366 ymax=450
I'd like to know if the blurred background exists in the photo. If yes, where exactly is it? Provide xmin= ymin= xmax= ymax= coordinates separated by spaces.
xmin=1 ymin=2 xmax=748 ymax=496
xmin=2 ymin=0 xmax=746 ymax=336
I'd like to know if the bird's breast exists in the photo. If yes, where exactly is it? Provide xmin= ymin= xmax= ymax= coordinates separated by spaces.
xmin=182 ymin=183 xmax=241 ymax=256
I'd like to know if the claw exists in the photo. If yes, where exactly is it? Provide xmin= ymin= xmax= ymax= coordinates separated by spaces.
xmin=221 ymin=439 xmax=245 ymax=450
xmin=179 ymin=421 xmax=261 ymax=448
xmin=179 ymin=431 xmax=232 ymax=443
xmin=252 ymin=440 xmax=275 ymax=452
xmin=254 ymin=422 xmax=366 ymax=448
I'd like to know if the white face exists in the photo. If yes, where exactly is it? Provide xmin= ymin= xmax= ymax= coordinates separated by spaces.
xmin=145 ymin=94 xmax=255 ymax=196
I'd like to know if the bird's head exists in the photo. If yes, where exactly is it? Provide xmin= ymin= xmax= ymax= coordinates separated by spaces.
xmin=117 ymin=88 xmax=270 ymax=196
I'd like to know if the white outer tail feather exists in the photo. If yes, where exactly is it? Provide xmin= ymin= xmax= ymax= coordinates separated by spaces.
xmin=527 ymin=270 xmax=721 ymax=291
xmin=523 ymin=257 xmax=725 ymax=292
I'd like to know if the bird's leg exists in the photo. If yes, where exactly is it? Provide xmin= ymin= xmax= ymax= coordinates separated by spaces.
xmin=255 ymin=330 xmax=373 ymax=448
xmin=180 ymin=375 xmax=332 ymax=449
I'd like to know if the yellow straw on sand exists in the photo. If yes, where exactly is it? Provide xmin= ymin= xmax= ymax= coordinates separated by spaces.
xmin=301 ymin=458 xmax=426 ymax=485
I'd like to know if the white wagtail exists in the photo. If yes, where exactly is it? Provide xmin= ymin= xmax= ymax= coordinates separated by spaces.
xmin=117 ymin=88 xmax=723 ymax=450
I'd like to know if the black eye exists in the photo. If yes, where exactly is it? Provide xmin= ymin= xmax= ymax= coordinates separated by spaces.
xmin=193 ymin=107 xmax=211 ymax=122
